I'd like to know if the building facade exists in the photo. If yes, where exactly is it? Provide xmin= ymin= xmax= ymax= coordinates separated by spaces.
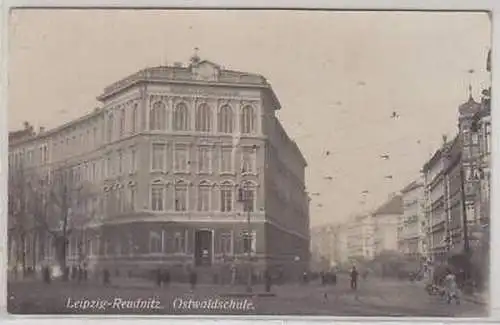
xmin=345 ymin=214 xmax=374 ymax=262
xmin=423 ymin=143 xmax=450 ymax=263
xmin=399 ymin=180 xmax=426 ymax=257
xmin=371 ymin=194 xmax=402 ymax=256
xmin=8 ymin=56 xmax=310 ymax=281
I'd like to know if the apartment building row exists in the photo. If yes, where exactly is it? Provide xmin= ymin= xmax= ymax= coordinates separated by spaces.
xmin=310 ymin=194 xmax=403 ymax=269
xmin=422 ymin=90 xmax=491 ymax=264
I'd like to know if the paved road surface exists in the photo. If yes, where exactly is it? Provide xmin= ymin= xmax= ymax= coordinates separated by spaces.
xmin=7 ymin=276 xmax=487 ymax=317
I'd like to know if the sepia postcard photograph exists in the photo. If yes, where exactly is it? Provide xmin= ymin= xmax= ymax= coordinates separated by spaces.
xmin=5 ymin=7 xmax=493 ymax=318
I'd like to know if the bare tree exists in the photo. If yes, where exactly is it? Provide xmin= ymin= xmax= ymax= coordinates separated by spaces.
xmin=8 ymin=160 xmax=32 ymax=276
xmin=25 ymin=165 xmax=100 ymax=281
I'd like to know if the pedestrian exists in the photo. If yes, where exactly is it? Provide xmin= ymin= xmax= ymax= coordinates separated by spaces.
xmin=156 ymin=268 xmax=163 ymax=288
xmin=444 ymin=269 xmax=460 ymax=305
xmin=42 ymin=265 xmax=51 ymax=284
xmin=164 ymin=269 xmax=171 ymax=287
xmin=350 ymin=266 xmax=358 ymax=290
xmin=231 ymin=265 xmax=237 ymax=285
xmin=302 ymin=271 xmax=309 ymax=284
xmin=264 ymin=269 xmax=272 ymax=293
xmin=77 ymin=266 xmax=82 ymax=283
xmin=103 ymin=268 xmax=110 ymax=286
xmin=320 ymin=271 xmax=325 ymax=286
xmin=189 ymin=270 xmax=197 ymax=292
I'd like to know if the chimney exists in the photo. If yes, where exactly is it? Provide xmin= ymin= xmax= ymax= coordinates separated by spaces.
xmin=442 ymin=134 xmax=448 ymax=145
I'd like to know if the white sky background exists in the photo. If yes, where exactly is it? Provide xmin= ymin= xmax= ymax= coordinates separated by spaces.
xmin=7 ymin=9 xmax=491 ymax=226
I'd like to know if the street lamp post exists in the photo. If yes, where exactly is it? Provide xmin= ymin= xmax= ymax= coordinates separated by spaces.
xmin=238 ymin=184 xmax=253 ymax=293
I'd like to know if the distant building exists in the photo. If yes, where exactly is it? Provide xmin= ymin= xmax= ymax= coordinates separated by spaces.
xmin=8 ymin=55 xmax=310 ymax=281
xmin=371 ymin=194 xmax=403 ymax=256
xmin=399 ymin=180 xmax=426 ymax=257
xmin=345 ymin=213 xmax=374 ymax=262
xmin=423 ymin=142 xmax=450 ymax=263
xmin=310 ymin=223 xmax=349 ymax=270
xmin=442 ymin=135 xmax=464 ymax=256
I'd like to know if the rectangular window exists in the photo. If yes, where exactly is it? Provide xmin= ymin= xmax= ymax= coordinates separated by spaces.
xmin=152 ymin=144 xmax=166 ymax=171
xmin=130 ymin=147 xmax=137 ymax=173
xmin=175 ymin=187 xmax=188 ymax=211
xmin=243 ymin=189 xmax=255 ymax=212
xmin=149 ymin=231 xmax=162 ymax=254
xmin=93 ymin=127 xmax=98 ymax=147
xmin=151 ymin=186 xmax=164 ymax=211
xmin=128 ymin=186 xmax=136 ymax=211
xmin=197 ymin=186 xmax=210 ymax=211
xmin=119 ymin=110 xmax=126 ymax=137
xmin=220 ymin=232 xmax=232 ymax=255
xmin=241 ymin=149 xmax=255 ymax=173
xmin=220 ymin=188 xmax=233 ymax=212
xmin=131 ymin=105 xmax=137 ymax=133
xmin=106 ymin=156 xmax=113 ymax=177
xmin=174 ymin=146 xmax=188 ymax=172
xmin=117 ymin=187 xmax=124 ymax=212
xmin=198 ymin=147 xmax=211 ymax=173
xmin=92 ymin=161 xmax=97 ymax=181
xmin=44 ymin=145 xmax=49 ymax=163
xmin=27 ymin=149 xmax=34 ymax=166
xmin=118 ymin=150 xmax=123 ymax=175
xmin=83 ymin=163 xmax=89 ymax=181
xmin=39 ymin=146 xmax=44 ymax=164
xmin=174 ymin=232 xmax=185 ymax=253
xmin=220 ymin=147 xmax=233 ymax=173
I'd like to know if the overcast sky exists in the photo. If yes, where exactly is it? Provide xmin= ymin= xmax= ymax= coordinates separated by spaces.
xmin=8 ymin=9 xmax=491 ymax=226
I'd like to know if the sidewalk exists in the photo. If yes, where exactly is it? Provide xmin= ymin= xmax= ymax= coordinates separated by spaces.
xmin=462 ymin=291 xmax=489 ymax=306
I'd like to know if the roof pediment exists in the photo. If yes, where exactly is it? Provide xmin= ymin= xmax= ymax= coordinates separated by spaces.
xmin=191 ymin=60 xmax=221 ymax=81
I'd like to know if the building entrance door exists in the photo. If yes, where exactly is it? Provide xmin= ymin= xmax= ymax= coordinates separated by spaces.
xmin=194 ymin=230 xmax=213 ymax=266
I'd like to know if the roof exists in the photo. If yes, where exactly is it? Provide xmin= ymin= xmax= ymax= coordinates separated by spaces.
xmin=373 ymin=195 xmax=403 ymax=216
xmin=458 ymin=95 xmax=481 ymax=116
xmin=9 ymin=108 xmax=103 ymax=148
xmin=8 ymin=128 xmax=34 ymax=143
xmin=400 ymin=180 xmax=423 ymax=194
xmin=97 ymin=59 xmax=281 ymax=111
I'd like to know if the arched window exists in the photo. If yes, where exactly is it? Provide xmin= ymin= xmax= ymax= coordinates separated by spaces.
xmin=150 ymin=101 xmax=167 ymax=131
xmin=240 ymin=105 xmax=255 ymax=134
xmin=150 ymin=182 xmax=165 ymax=211
xmin=131 ymin=103 xmax=138 ymax=133
xmin=218 ymin=105 xmax=233 ymax=133
xmin=240 ymin=181 xmax=257 ymax=212
xmin=173 ymin=103 xmax=189 ymax=131
xmin=197 ymin=181 xmax=211 ymax=211
xmin=119 ymin=108 xmax=126 ymax=137
xmin=174 ymin=180 xmax=188 ymax=211
xmin=195 ymin=103 xmax=212 ymax=132
xmin=107 ymin=113 xmax=114 ymax=142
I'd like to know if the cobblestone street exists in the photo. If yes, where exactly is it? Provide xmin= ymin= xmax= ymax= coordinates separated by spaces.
xmin=7 ymin=275 xmax=487 ymax=317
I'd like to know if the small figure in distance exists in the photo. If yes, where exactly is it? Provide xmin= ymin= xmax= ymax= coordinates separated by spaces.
xmin=350 ymin=266 xmax=359 ymax=290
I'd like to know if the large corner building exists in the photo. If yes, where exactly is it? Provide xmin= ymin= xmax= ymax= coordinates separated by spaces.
xmin=8 ymin=55 xmax=310 ymax=282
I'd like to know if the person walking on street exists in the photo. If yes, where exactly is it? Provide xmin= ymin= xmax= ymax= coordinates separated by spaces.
xmin=189 ymin=270 xmax=197 ymax=292
xmin=350 ymin=266 xmax=359 ymax=290
xmin=264 ymin=269 xmax=272 ymax=293
xmin=444 ymin=269 xmax=460 ymax=305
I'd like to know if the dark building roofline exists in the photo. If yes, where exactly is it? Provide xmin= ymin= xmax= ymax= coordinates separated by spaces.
xmin=9 ymin=108 xmax=103 ymax=147
xmin=458 ymin=95 xmax=481 ymax=116
xmin=373 ymin=195 xmax=403 ymax=216
xmin=400 ymin=180 xmax=423 ymax=194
